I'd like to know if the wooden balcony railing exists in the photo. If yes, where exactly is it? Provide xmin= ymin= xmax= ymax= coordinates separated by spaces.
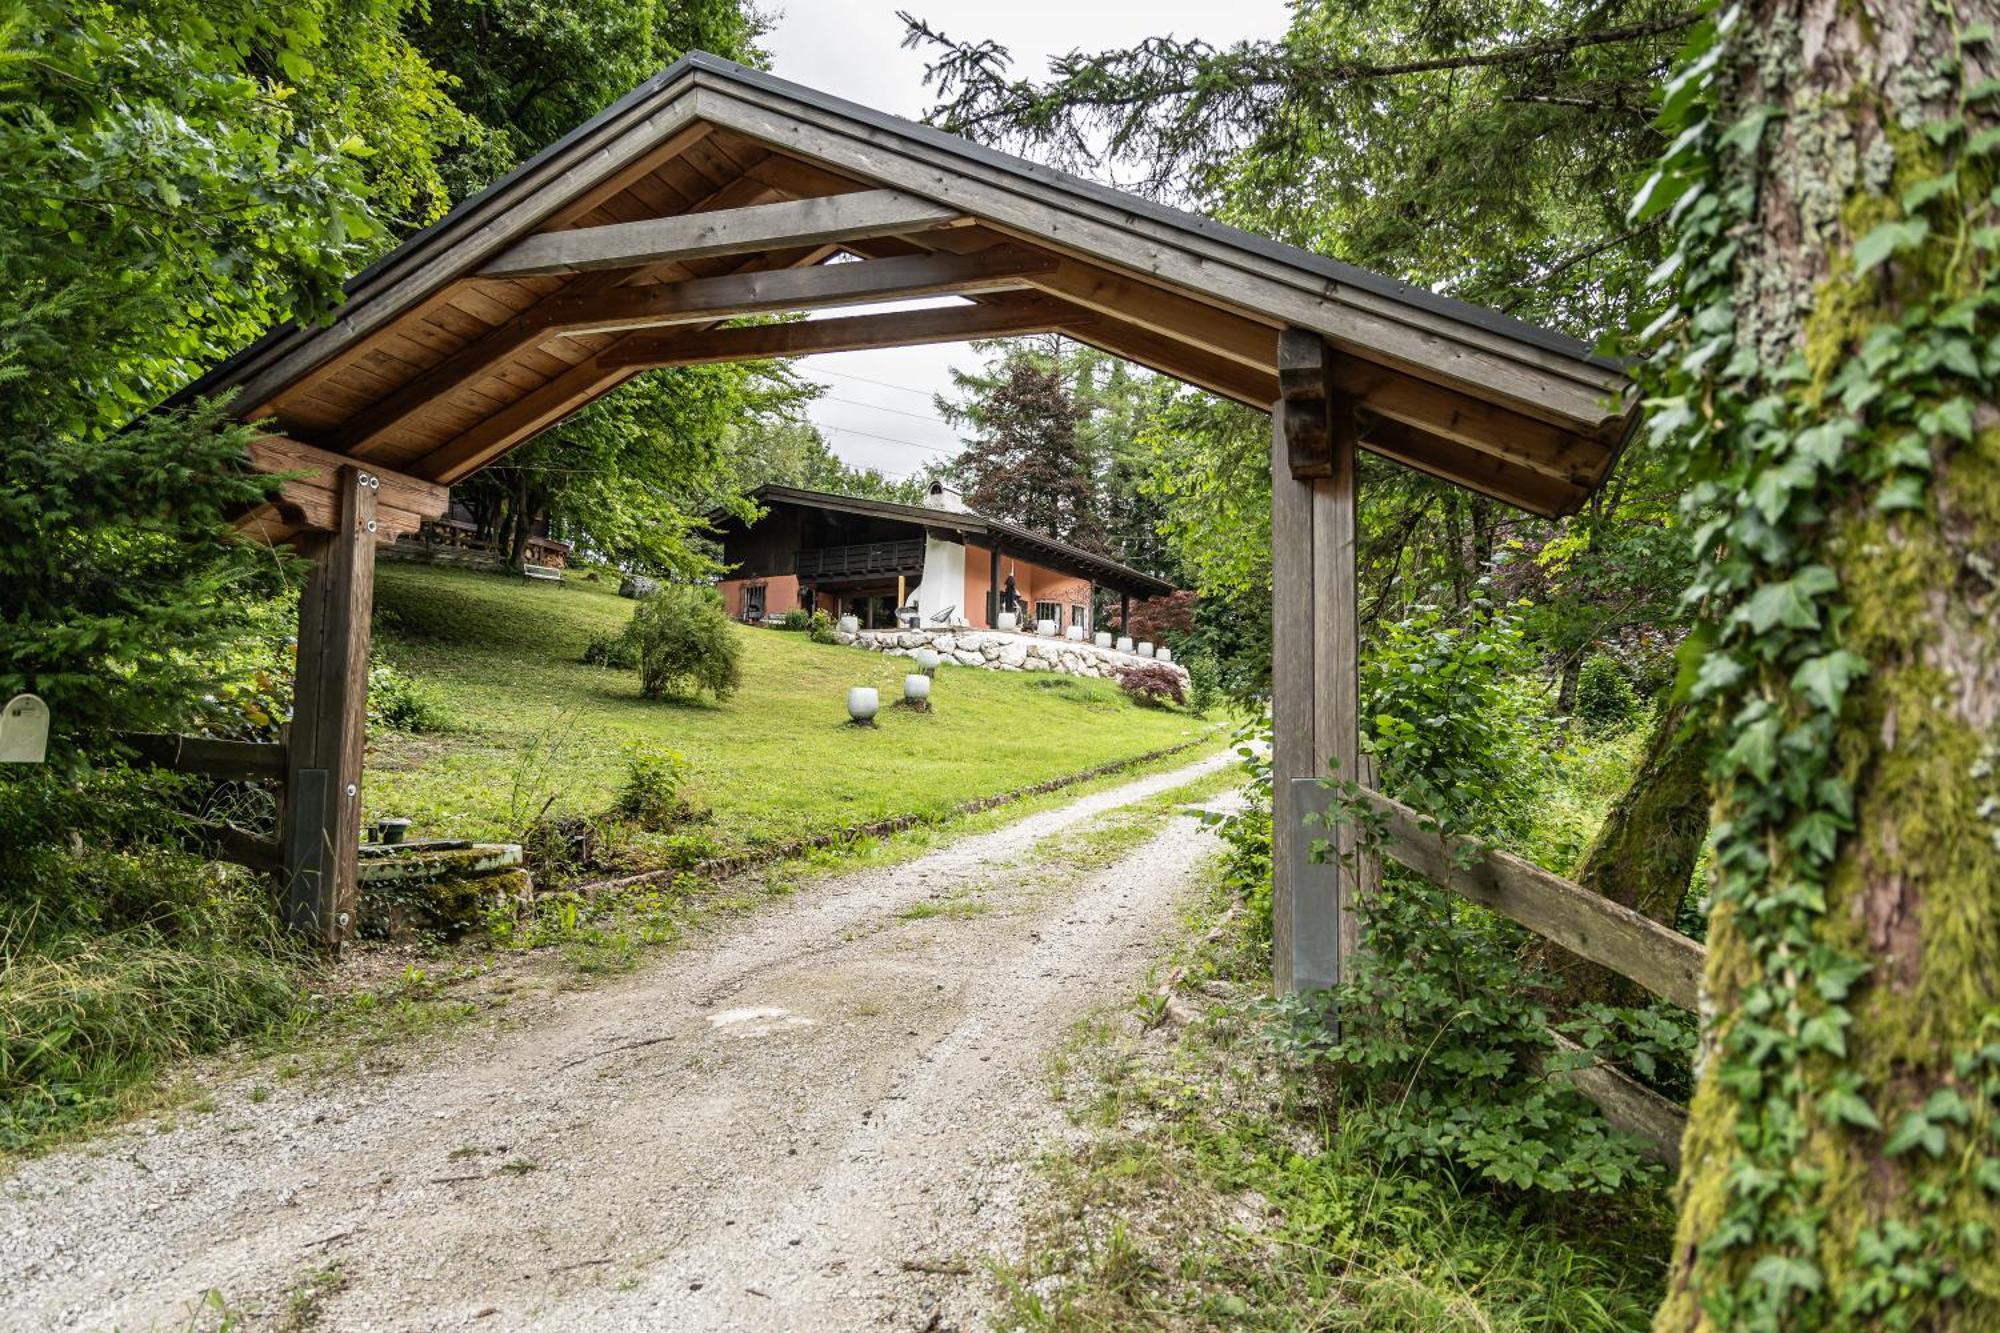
xmin=795 ymin=539 xmax=925 ymax=579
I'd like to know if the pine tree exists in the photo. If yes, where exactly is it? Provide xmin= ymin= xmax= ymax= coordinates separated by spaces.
xmin=948 ymin=358 xmax=1105 ymax=550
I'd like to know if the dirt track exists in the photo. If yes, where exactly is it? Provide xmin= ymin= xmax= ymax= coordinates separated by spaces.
xmin=0 ymin=754 xmax=1229 ymax=1332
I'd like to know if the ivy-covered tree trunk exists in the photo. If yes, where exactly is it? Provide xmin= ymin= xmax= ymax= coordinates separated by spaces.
xmin=1535 ymin=698 xmax=1709 ymax=1007
xmin=1644 ymin=1 xmax=2000 ymax=1327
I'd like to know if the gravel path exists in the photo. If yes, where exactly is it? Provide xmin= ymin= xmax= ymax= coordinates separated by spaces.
xmin=0 ymin=754 xmax=1230 ymax=1332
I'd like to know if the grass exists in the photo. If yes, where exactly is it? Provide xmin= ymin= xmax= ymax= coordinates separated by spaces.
xmin=993 ymin=852 xmax=1676 ymax=1331
xmin=367 ymin=563 xmax=1216 ymax=856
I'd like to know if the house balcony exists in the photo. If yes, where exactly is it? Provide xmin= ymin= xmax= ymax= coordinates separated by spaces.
xmin=794 ymin=539 xmax=925 ymax=580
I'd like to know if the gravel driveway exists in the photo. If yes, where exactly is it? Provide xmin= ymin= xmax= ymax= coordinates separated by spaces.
xmin=0 ymin=754 xmax=1230 ymax=1332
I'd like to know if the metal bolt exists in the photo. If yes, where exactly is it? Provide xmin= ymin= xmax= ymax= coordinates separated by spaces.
xmin=337 ymin=912 xmax=351 ymax=927
xmin=345 ymin=783 xmax=358 ymax=797
xmin=365 ymin=519 xmax=378 ymax=533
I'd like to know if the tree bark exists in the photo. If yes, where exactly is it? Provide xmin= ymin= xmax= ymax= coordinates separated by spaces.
xmin=1535 ymin=698 xmax=1709 ymax=1008
xmin=1658 ymin=1 xmax=2000 ymax=1326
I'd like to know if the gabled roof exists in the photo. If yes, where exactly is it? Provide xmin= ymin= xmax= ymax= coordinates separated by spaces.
xmin=736 ymin=484 xmax=1178 ymax=599
xmin=179 ymin=51 xmax=1636 ymax=533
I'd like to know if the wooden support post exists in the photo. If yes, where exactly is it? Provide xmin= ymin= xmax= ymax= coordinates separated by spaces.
xmin=280 ymin=465 xmax=378 ymax=949
xmin=1271 ymin=328 xmax=1361 ymax=995
xmin=1088 ymin=580 xmax=1098 ymax=631
xmin=1120 ymin=591 xmax=1130 ymax=633
xmin=988 ymin=545 xmax=1002 ymax=626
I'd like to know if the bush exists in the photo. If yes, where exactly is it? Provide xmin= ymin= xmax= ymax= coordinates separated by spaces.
xmin=580 ymin=627 xmax=638 ymax=669
xmin=615 ymin=744 xmax=692 ymax=829
xmin=1573 ymin=653 xmax=1640 ymax=732
xmin=1113 ymin=662 xmax=1187 ymax=708
xmin=806 ymin=609 xmax=839 ymax=645
xmin=777 ymin=609 xmax=810 ymax=631
xmin=1184 ymin=652 xmax=1222 ymax=717
xmin=629 ymin=586 xmax=741 ymax=702
xmin=367 ymin=661 xmax=450 ymax=733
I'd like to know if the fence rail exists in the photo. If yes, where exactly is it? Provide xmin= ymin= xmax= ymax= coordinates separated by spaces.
xmin=1287 ymin=778 xmax=1703 ymax=1166
xmin=795 ymin=539 xmax=925 ymax=579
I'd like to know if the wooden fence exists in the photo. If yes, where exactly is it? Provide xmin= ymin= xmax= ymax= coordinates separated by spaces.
xmin=1284 ymin=777 xmax=1701 ymax=1167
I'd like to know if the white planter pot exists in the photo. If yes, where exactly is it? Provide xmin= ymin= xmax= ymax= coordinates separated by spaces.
xmin=1036 ymin=618 xmax=1057 ymax=637
xmin=1116 ymin=636 xmax=1134 ymax=653
xmin=904 ymin=673 xmax=931 ymax=702
xmin=846 ymin=686 xmax=879 ymax=722
xmin=1137 ymin=641 xmax=1155 ymax=658
xmin=1094 ymin=631 xmax=1113 ymax=649
xmin=1065 ymin=625 xmax=1085 ymax=641
xmin=996 ymin=612 xmax=1018 ymax=632
xmin=1156 ymin=647 xmax=1173 ymax=664
xmin=837 ymin=614 xmax=859 ymax=635
xmin=913 ymin=649 xmax=941 ymax=674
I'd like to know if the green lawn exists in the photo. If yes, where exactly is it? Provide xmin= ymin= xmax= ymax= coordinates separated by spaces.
xmin=367 ymin=564 xmax=1216 ymax=855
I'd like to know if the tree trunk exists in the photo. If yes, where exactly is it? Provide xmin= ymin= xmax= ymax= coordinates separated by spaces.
xmin=1655 ymin=1 xmax=2000 ymax=1327
xmin=1534 ymin=698 xmax=1709 ymax=1008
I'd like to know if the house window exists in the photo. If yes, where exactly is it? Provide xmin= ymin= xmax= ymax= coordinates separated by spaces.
xmin=1033 ymin=600 xmax=1059 ymax=627
xmin=742 ymin=584 xmax=765 ymax=621
xmin=1071 ymin=604 xmax=1087 ymax=629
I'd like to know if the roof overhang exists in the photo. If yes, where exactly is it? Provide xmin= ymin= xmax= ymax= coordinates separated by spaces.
xmin=175 ymin=52 xmax=1637 ymax=543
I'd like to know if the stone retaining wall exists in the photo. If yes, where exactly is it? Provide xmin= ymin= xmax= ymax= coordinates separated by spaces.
xmin=844 ymin=627 xmax=1190 ymax=687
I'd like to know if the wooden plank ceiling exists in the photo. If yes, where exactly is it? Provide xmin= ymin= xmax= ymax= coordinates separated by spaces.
xmin=242 ymin=119 xmax=1634 ymax=540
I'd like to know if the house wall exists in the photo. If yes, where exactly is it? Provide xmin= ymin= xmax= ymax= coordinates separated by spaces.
xmin=961 ymin=544 xmax=1095 ymax=629
xmin=716 ymin=573 xmax=800 ymax=621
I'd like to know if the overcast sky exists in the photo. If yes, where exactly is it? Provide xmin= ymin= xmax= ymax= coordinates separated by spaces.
xmin=761 ymin=1 xmax=1291 ymax=481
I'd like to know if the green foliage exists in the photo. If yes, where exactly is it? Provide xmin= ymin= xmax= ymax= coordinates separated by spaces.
xmin=1112 ymin=663 xmax=1186 ymax=709
xmin=1183 ymin=653 xmax=1223 ymax=718
xmin=1199 ymin=722 xmax=1275 ymax=947
xmin=776 ymin=609 xmax=811 ymax=631
xmin=580 ymin=627 xmax=639 ymax=669
xmin=805 ymin=609 xmax=840 ymax=645
xmin=366 ymin=662 xmax=450 ymax=734
xmin=1573 ymin=654 xmax=1640 ymax=732
xmin=614 ymin=744 xmax=692 ymax=830
xmin=628 ymin=586 xmax=742 ymax=703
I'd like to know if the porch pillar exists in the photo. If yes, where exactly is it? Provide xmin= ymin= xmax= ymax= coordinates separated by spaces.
xmin=1119 ymin=591 xmax=1130 ymax=633
xmin=281 ymin=465 xmax=378 ymax=950
xmin=988 ymin=544 xmax=1001 ymax=626
xmin=1270 ymin=328 xmax=1360 ymax=996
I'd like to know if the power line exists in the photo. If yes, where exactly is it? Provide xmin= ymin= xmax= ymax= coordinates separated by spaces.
xmin=825 ymin=424 xmax=960 ymax=456
xmin=809 ymin=365 xmax=947 ymax=401
xmin=821 ymin=393 xmax=959 ymax=428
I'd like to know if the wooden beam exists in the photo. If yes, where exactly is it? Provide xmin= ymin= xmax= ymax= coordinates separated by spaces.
xmin=281 ymin=466 xmax=376 ymax=950
xmin=1542 ymin=1033 xmax=1687 ymax=1168
xmin=1023 ymin=258 xmax=1277 ymax=369
xmin=1333 ymin=359 xmax=1612 ymax=486
xmin=478 ymin=189 xmax=965 ymax=278
xmin=1362 ymin=419 xmax=1586 ymax=518
xmin=598 ymin=298 xmax=1085 ymax=369
xmin=241 ymin=436 xmax=447 ymax=541
xmin=1351 ymin=785 xmax=1705 ymax=1010
xmin=118 ymin=734 xmax=288 ymax=783
xmin=532 ymin=244 xmax=1059 ymax=337
xmin=1270 ymin=403 xmax=1314 ymax=996
xmin=320 ymin=176 xmax=794 ymax=454
xmin=1278 ymin=327 xmax=1357 ymax=479
xmin=1055 ymin=319 xmax=1278 ymax=409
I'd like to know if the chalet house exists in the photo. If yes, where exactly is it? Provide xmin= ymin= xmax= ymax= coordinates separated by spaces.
xmin=714 ymin=483 xmax=1175 ymax=633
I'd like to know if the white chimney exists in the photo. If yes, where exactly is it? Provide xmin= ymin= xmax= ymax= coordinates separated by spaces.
xmin=925 ymin=480 xmax=968 ymax=513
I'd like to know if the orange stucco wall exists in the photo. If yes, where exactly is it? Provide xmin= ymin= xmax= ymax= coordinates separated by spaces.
xmin=962 ymin=544 xmax=1094 ymax=629
xmin=717 ymin=573 xmax=800 ymax=621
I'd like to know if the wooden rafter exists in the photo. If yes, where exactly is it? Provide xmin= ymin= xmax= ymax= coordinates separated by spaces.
xmin=598 ymin=297 xmax=1086 ymax=369
xmin=1362 ymin=419 xmax=1584 ymax=518
xmin=477 ymin=188 xmax=967 ymax=278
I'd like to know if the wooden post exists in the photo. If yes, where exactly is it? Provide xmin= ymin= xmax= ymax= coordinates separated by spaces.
xmin=1270 ymin=328 xmax=1360 ymax=995
xmin=1120 ymin=591 xmax=1130 ymax=633
xmin=1088 ymin=579 xmax=1098 ymax=631
xmin=281 ymin=465 xmax=378 ymax=950
xmin=988 ymin=544 xmax=1001 ymax=626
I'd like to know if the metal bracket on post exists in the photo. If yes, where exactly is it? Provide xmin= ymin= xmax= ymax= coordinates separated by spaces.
xmin=1284 ymin=777 xmax=1343 ymax=999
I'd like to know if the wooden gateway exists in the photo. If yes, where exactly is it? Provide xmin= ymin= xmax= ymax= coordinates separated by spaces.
xmin=169 ymin=52 xmax=1638 ymax=973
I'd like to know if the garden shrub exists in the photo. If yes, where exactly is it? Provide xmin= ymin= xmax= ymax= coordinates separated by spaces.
xmin=1572 ymin=653 xmax=1639 ymax=732
xmin=1184 ymin=652 xmax=1222 ymax=717
xmin=629 ymin=585 xmax=741 ymax=702
xmin=367 ymin=661 xmax=450 ymax=733
xmin=805 ymin=609 xmax=839 ymax=644
xmin=777 ymin=609 xmax=810 ymax=631
xmin=1113 ymin=662 xmax=1186 ymax=708
xmin=580 ymin=627 xmax=638 ymax=669
xmin=615 ymin=744 xmax=693 ymax=829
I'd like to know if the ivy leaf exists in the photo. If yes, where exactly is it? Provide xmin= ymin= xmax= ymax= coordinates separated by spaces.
xmin=1750 ymin=1254 xmax=1824 ymax=1301
xmin=1885 ymin=1111 xmax=1947 ymax=1158
xmin=1725 ymin=716 xmax=1781 ymax=784
xmin=1743 ymin=569 xmax=1834 ymax=633
xmin=1819 ymin=1087 xmax=1882 ymax=1130
xmin=1876 ymin=475 xmax=1928 ymax=512
xmin=1792 ymin=651 xmax=1868 ymax=711
xmin=1900 ymin=172 xmax=1958 ymax=211
xmin=1932 ymin=396 xmax=1975 ymax=442
xmin=1853 ymin=219 xmax=1931 ymax=275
